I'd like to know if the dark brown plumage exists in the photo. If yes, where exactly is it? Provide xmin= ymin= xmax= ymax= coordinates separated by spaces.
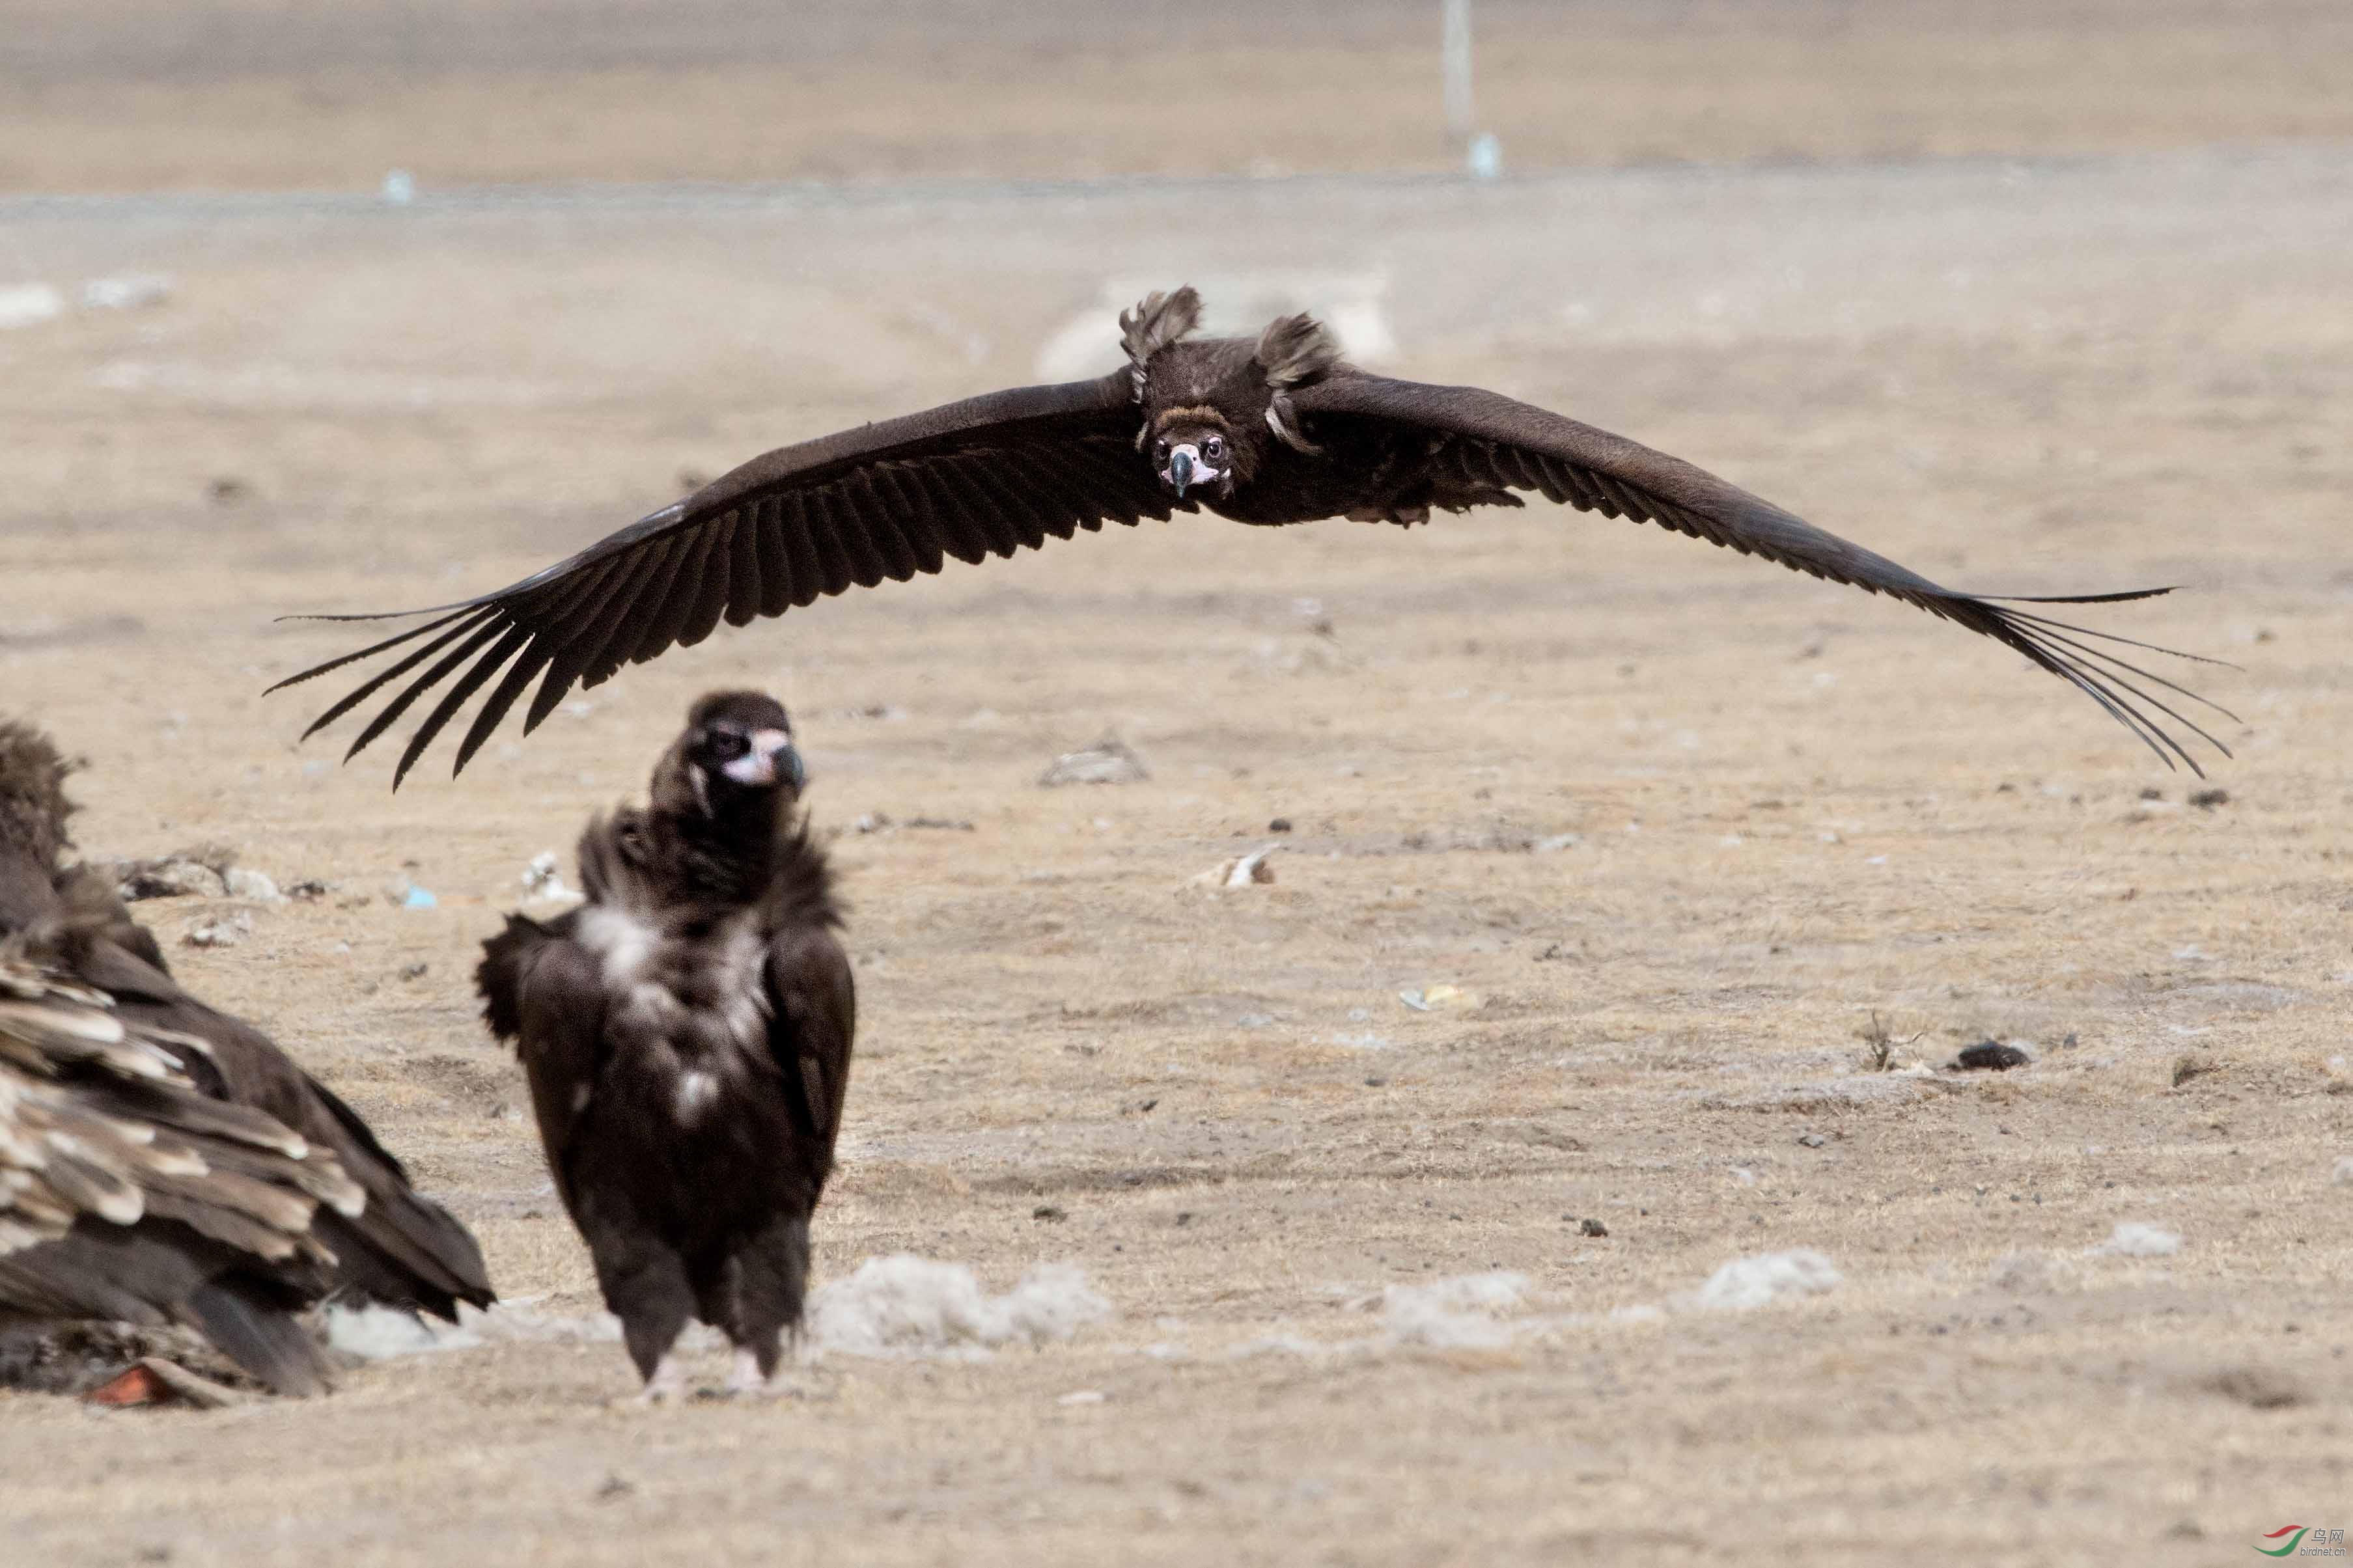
xmin=0 ymin=954 xmax=357 ymax=1396
xmin=477 ymin=691 xmax=852 ymax=1399
xmin=0 ymin=719 xmax=496 ymax=1330
xmin=275 ymin=286 xmax=2230 ymax=783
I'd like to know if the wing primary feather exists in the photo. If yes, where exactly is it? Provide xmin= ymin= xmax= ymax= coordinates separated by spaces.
xmin=624 ymin=517 xmax=722 ymax=667
xmin=580 ymin=534 xmax=686 ymax=687
xmin=1989 ymin=602 xmax=2242 ymax=672
xmin=850 ymin=470 xmax=924 ymax=581
xmin=342 ymin=615 xmax=509 ymax=763
xmin=723 ymin=501 xmax=766 ymax=627
xmin=266 ymin=605 xmax=480 ymax=697
xmin=677 ymin=514 xmax=742 ymax=648
xmin=1988 ymin=616 xmax=2238 ymax=750
xmin=451 ymin=639 xmax=558 ymax=777
xmin=800 ymin=491 xmax=866 ymax=597
xmin=392 ymin=623 xmax=533 ymax=788
xmin=293 ymin=609 xmax=496 ymax=743
xmin=824 ymin=483 xmax=893 ymax=590
xmin=525 ymin=539 xmax=676 ymax=729
xmin=773 ymin=493 xmax=828 ymax=608
xmin=897 ymin=461 xmax=990 ymax=564
xmin=870 ymin=465 xmax=947 ymax=573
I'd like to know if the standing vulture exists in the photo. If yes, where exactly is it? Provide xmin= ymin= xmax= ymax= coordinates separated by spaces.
xmin=274 ymin=286 xmax=2227 ymax=785
xmin=477 ymin=691 xmax=852 ymax=1399
xmin=0 ymin=719 xmax=496 ymax=1329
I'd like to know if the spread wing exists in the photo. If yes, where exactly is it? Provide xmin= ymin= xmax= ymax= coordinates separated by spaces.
xmin=1292 ymin=373 xmax=2234 ymax=774
xmin=273 ymin=371 xmax=1182 ymax=785
xmin=764 ymin=929 xmax=854 ymax=1162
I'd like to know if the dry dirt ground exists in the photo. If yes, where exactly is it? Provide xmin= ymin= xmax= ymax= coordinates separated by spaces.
xmin=3 ymin=14 xmax=2352 ymax=1563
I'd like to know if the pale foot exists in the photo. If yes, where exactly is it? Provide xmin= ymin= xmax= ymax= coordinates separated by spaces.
xmin=623 ymin=1351 xmax=689 ymax=1406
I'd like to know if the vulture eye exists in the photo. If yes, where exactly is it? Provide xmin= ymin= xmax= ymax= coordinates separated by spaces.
xmin=706 ymin=729 xmax=749 ymax=762
xmin=1153 ymin=439 xmax=1170 ymax=460
xmin=1202 ymin=435 xmax=1225 ymax=461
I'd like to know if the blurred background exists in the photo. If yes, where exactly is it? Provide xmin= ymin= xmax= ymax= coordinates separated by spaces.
xmin=4 ymin=0 xmax=2349 ymax=190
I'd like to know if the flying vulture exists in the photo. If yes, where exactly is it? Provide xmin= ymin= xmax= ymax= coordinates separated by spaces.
xmin=275 ymin=286 xmax=2228 ymax=785
xmin=0 ymin=719 xmax=497 ymax=1330
xmin=477 ymin=692 xmax=852 ymax=1399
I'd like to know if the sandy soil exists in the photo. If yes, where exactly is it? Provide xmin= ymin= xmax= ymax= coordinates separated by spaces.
xmin=4 ymin=0 xmax=2352 ymax=191
xmin=1 ymin=38 xmax=2351 ymax=1565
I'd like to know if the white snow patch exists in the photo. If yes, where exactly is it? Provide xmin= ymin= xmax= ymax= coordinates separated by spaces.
xmin=1380 ymin=1272 xmax=1531 ymax=1349
xmin=2087 ymin=1221 xmax=2181 ymax=1258
xmin=83 ymin=274 xmax=173 ymax=311
xmin=807 ymin=1256 xmax=1110 ymax=1360
xmin=1692 ymin=1250 xmax=1841 ymax=1312
xmin=324 ymin=1303 xmax=469 ymax=1359
xmin=0 ymin=283 xmax=64 ymax=330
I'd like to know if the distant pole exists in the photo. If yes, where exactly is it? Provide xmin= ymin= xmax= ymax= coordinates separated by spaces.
xmin=1441 ymin=0 xmax=1474 ymax=144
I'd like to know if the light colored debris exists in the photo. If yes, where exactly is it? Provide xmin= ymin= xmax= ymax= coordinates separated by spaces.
xmin=1055 ymin=1389 xmax=1107 ymax=1406
xmin=182 ymin=911 xmax=253 ymax=948
xmin=82 ymin=274 xmax=173 ymax=311
xmin=223 ymin=868 xmax=286 ymax=905
xmin=1986 ymin=1250 xmax=2071 ymax=1293
xmin=1398 ymin=983 xmax=1476 ymax=1012
xmin=325 ymin=1302 xmax=462 ymax=1360
xmin=112 ymin=857 xmax=228 ymax=901
xmin=2333 ymin=1157 xmax=2353 ymax=1186
xmin=1039 ymin=739 xmax=1149 ymax=787
xmin=806 ymin=1256 xmax=1111 ymax=1360
xmin=1192 ymin=844 xmax=1279 ymax=888
xmin=2087 ymin=1221 xmax=2181 ymax=1258
xmin=401 ymin=885 xmax=439 ymax=911
xmin=1381 ymin=1272 xmax=1531 ymax=1349
xmin=1692 ymin=1250 xmax=1841 ymax=1312
xmin=0 ymin=283 xmax=64 ymax=330
xmin=520 ymin=851 xmax=579 ymax=907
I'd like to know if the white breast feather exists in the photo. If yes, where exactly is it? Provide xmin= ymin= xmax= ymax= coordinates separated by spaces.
xmin=576 ymin=905 xmax=657 ymax=986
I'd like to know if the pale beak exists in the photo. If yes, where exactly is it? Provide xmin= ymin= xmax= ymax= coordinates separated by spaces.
xmin=722 ymin=728 xmax=800 ymax=788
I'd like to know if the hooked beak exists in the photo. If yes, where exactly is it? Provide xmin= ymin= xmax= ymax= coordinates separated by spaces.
xmin=721 ymin=728 xmax=803 ymax=790
xmin=1168 ymin=445 xmax=1194 ymax=497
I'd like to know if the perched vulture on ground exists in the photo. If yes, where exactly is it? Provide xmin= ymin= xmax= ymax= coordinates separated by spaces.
xmin=478 ymin=691 xmax=852 ymax=1400
xmin=275 ymin=285 xmax=2228 ymax=785
xmin=0 ymin=719 xmax=496 ymax=1335
xmin=0 ymin=953 xmax=355 ymax=1396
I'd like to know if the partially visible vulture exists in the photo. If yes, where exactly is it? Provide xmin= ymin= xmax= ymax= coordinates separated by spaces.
xmin=275 ymin=285 xmax=2228 ymax=785
xmin=0 ymin=718 xmax=496 ymax=1334
xmin=0 ymin=952 xmax=356 ymax=1396
xmin=477 ymin=691 xmax=852 ymax=1399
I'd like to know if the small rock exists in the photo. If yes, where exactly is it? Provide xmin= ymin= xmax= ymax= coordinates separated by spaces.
xmin=1031 ymin=1205 xmax=1068 ymax=1224
xmin=223 ymin=868 xmax=285 ymax=905
xmin=118 ymin=860 xmax=227 ymax=901
xmin=2188 ymin=788 xmax=2230 ymax=810
xmin=2330 ymin=1156 xmax=2353 ymax=1186
xmin=1192 ymin=844 xmax=1279 ymax=888
xmin=1796 ymin=1132 xmax=1826 ymax=1148
xmin=182 ymin=912 xmax=253 ymax=949
xmin=2088 ymin=1221 xmax=2180 ymax=1258
xmin=0 ymin=283 xmax=64 ymax=331
xmin=1039 ymin=739 xmax=1149 ymax=787
xmin=1579 ymin=1218 xmax=1608 ymax=1237
xmin=398 ymin=962 xmax=430 ymax=982
xmin=1267 ymin=818 xmax=1292 ymax=833
xmin=2171 ymin=1054 xmax=2218 ymax=1088
xmin=594 ymin=1475 xmax=634 ymax=1502
xmin=1954 ymin=1041 xmax=2032 ymax=1071
xmin=2204 ymin=1366 xmax=2302 ymax=1410
xmin=1363 ymin=1075 xmax=1388 ymax=1087
xmin=284 ymin=879 xmax=333 ymax=901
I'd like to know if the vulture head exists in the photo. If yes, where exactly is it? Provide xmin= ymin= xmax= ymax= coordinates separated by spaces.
xmin=654 ymin=690 xmax=803 ymax=822
xmin=1119 ymin=286 xmax=1343 ymax=502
